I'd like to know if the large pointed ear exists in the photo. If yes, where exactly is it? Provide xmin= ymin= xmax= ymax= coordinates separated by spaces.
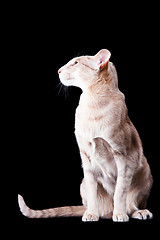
xmin=95 ymin=49 xmax=111 ymax=70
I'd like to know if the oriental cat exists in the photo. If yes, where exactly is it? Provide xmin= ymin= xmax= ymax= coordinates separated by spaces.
xmin=18 ymin=49 xmax=153 ymax=222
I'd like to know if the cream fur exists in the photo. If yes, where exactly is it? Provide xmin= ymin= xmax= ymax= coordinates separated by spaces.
xmin=18 ymin=49 xmax=153 ymax=222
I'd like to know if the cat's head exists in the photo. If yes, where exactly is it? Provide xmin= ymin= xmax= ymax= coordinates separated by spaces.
xmin=58 ymin=49 xmax=112 ymax=91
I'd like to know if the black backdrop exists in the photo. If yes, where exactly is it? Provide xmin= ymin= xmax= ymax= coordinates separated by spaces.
xmin=12 ymin=2 xmax=159 ymax=236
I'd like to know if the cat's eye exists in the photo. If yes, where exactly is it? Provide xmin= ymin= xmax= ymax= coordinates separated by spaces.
xmin=74 ymin=61 xmax=78 ymax=65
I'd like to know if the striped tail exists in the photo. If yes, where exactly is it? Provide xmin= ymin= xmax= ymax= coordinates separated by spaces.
xmin=18 ymin=194 xmax=85 ymax=218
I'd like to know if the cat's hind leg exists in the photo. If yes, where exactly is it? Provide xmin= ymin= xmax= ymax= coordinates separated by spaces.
xmin=127 ymin=193 xmax=153 ymax=220
xmin=126 ymin=159 xmax=153 ymax=220
xmin=131 ymin=209 xmax=153 ymax=220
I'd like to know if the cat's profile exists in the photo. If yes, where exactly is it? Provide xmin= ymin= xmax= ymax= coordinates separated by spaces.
xmin=18 ymin=49 xmax=153 ymax=222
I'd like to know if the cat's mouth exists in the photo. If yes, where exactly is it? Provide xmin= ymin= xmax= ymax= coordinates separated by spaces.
xmin=59 ymin=72 xmax=73 ymax=81
xmin=59 ymin=77 xmax=75 ymax=86
xmin=60 ymin=77 xmax=74 ymax=82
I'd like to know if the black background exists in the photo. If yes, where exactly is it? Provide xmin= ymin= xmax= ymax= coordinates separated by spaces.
xmin=9 ymin=1 xmax=159 ymax=237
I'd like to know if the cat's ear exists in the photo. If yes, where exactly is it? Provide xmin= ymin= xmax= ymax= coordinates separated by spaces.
xmin=95 ymin=49 xmax=111 ymax=70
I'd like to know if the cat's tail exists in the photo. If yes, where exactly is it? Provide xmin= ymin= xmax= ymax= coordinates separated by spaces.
xmin=18 ymin=194 xmax=85 ymax=218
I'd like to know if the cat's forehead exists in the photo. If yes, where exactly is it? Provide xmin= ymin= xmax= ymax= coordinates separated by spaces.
xmin=68 ymin=56 xmax=88 ymax=63
xmin=67 ymin=55 xmax=92 ymax=65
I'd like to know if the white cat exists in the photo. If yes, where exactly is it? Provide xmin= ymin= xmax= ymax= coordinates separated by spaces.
xmin=18 ymin=49 xmax=153 ymax=222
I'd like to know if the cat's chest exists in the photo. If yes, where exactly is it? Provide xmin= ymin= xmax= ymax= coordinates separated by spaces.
xmin=75 ymin=105 xmax=102 ymax=138
xmin=75 ymin=100 xmax=114 ymax=140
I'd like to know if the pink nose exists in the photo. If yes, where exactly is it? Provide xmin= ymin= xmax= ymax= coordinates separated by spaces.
xmin=58 ymin=69 xmax=61 ymax=74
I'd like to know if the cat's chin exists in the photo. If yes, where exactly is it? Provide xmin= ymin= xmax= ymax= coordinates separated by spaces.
xmin=60 ymin=78 xmax=81 ymax=88
xmin=60 ymin=79 xmax=75 ymax=87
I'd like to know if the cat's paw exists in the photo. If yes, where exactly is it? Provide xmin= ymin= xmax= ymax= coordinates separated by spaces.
xmin=82 ymin=210 xmax=99 ymax=222
xmin=131 ymin=209 xmax=153 ymax=220
xmin=112 ymin=212 xmax=129 ymax=222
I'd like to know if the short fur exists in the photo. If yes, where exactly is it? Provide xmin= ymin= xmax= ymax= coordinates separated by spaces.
xmin=18 ymin=49 xmax=153 ymax=222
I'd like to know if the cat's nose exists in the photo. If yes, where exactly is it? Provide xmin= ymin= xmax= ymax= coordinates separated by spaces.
xmin=58 ymin=69 xmax=61 ymax=74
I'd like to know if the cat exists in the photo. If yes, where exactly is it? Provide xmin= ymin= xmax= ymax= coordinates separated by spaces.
xmin=18 ymin=49 xmax=153 ymax=222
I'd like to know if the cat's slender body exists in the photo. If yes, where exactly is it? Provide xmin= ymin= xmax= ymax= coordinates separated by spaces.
xmin=18 ymin=49 xmax=153 ymax=222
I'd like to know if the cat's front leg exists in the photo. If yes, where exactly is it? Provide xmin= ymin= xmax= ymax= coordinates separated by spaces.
xmin=80 ymin=151 xmax=99 ymax=222
xmin=82 ymin=171 xmax=99 ymax=222
xmin=113 ymin=176 xmax=130 ymax=222
xmin=113 ymin=155 xmax=133 ymax=222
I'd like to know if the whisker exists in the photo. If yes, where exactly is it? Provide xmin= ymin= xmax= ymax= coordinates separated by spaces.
xmin=56 ymin=79 xmax=70 ymax=98
xmin=63 ymin=85 xmax=70 ymax=99
xmin=57 ymin=82 xmax=63 ymax=96
xmin=55 ymin=81 xmax=62 ymax=89
xmin=76 ymin=50 xmax=86 ymax=57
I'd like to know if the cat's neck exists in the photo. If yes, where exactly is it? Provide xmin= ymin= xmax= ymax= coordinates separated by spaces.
xmin=79 ymin=84 xmax=118 ymax=109
xmin=79 ymin=64 xmax=120 ymax=108
xmin=83 ymin=67 xmax=118 ymax=97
